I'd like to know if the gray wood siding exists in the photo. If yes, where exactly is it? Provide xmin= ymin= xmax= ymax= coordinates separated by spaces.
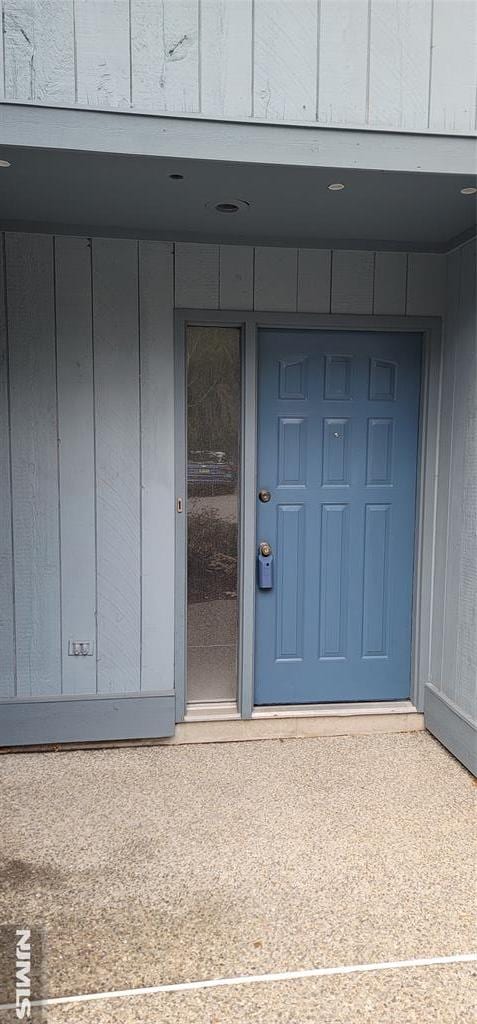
xmin=0 ymin=232 xmax=175 ymax=699
xmin=430 ymin=237 xmax=477 ymax=724
xmin=174 ymin=244 xmax=446 ymax=316
xmin=5 ymin=233 xmax=61 ymax=696
xmin=425 ymin=236 xmax=476 ymax=772
xmin=92 ymin=238 xmax=141 ymax=694
xmin=2 ymin=0 xmax=476 ymax=135
xmin=0 ymin=238 xmax=14 ymax=696
xmin=55 ymin=235 xmax=96 ymax=695
xmin=138 ymin=241 xmax=175 ymax=692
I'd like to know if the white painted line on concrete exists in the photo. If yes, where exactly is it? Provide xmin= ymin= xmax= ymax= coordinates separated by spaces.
xmin=1 ymin=953 xmax=476 ymax=1010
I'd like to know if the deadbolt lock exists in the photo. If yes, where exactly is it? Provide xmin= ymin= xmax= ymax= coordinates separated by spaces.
xmin=258 ymin=489 xmax=271 ymax=503
xmin=259 ymin=542 xmax=272 ymax=558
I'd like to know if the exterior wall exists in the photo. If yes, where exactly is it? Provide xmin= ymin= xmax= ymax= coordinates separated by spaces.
xmin=0 ymin=232 xmax=446 ymax=733
xmin=426 ymin=238 xmax=477 ymax=773
xmin=174 ymin=244 xmax=446 ymax=314
xmin=0 ymin=234 xmax=175 ymax=709
xmin=1 ymin=1 xmax=476 ymax=135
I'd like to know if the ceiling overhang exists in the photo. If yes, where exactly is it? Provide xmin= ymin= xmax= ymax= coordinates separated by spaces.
xmin=0 ymin=104 xmax=475 ymax=252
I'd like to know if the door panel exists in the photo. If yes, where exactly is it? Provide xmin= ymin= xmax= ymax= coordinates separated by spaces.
xmin=255 ymin=329 xmax=421 ymax=705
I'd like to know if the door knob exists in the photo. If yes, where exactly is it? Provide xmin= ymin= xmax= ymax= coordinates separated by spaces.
xmin=258 ymin=489 xmax=271 ymax=503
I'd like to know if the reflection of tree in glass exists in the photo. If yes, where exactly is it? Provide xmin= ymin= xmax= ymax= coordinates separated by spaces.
xmin=188 ymin=508 xmax=237 ymax=602
xmin=187 ymin=327 xmax=240 ymax=462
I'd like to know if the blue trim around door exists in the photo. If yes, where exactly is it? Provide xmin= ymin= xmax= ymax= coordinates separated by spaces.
xmin=255 ymin=329 xmax=421 ymax=704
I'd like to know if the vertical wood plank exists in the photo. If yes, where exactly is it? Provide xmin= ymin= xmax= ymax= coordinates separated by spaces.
xmin=373 ymin=252 xmax=407 ymax=315
xmin=454 ymin=239 xmax=477 ymax=718
xmin=131 ymin=0 xmax=199 ymax=113
xmin=0 ymin=5 xmax=4 ymax=101
xmin=174 ymin=243 xmax=219 ymax=308
xmin=368 ymin=0 xmax=432 ymax=130
xmin=0 ymin=237 xmax=15 ymax=696
xmin=4 ymin=0 xmax=75 ymax=103
xmin=201 ymin=0 xmax=253 ymax=118
xmin=139 ymin=241 xmax=175 ymax=692
xmin=429 ymin=0 xmax=477 ymax=132
xmin=6 ymin=233 xmax=61 ymax=696
xmin=253 ymin=0 xmax=318 ymax=121
xmin=92 ymin=238 xmax=141 ymax=692
xmin=254 ymin=247 xmax=298 ymax=311
xmin=55 ymin=236 xmax=96 ymax=695
xmin=439 ymin=240 xmax=477 ymax=711
xmin=219 ymin=245 xmax=254 ymax=310
xmin=406 ymin=253 xmax=446 ymax=316
xmin=297 ymin=249 xmax=331 ymax=312
xmin=331 ymin=250 xmax=375 ymax=314
xmin=75 ymin=0 xmax=130 ymax=108
xmin=441 ymin=249 xmax=467 ymax=705
xmin=318 ymin=0 xmax=369 ymax=126
xmin=429 ymin=249 xmax=459 ymax=688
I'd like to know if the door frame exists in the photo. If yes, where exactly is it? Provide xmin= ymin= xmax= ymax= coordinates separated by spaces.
xmin=175 ymin=311 xmax=442 ymax=722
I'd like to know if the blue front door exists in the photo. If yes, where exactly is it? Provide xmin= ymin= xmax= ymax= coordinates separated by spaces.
xmin=255 ymin=329 xmax=421 ymax=704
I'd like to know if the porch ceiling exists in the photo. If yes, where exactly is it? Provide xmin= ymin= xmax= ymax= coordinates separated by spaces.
xmin=0 ymin=144 xmax=475 ymax=251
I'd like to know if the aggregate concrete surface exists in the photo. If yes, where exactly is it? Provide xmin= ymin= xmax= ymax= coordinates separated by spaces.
xmin=1 ymin=731 xmax=475 ymax=1022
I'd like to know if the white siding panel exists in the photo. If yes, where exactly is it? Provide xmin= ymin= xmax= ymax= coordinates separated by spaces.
xmin=0 ymin=238 xmax=14 ymax=696
xmin=368 ymin=0 xmax=432 ymax=130
xmin=175 ymin=243 xmax=219 ymax=308
xmin=253 ymin=0 xmax=318 ymax=121
xmin=373 ymin=252 xmax=407 ymax=315
xmin=201 ymin=0 xmax=253 ymax=118
xmin=406 ymin=253 xmax=446 ymax=316
xmin=4 ymin=0 xmax=75 ymax=103
xmin=139 ymin=241 xmax=175 ymax=692
xmin=6 ymin=233 xmax=61 ymax=696
xmin=318 ymin=0 xmax=369 ymax=126
xmin=429 ymin=0 xmax=477 ymax=132
xmin=297 ymin=249 xmax=331 ymax=313
xmin=131 ymin=0 xmax=199 ymax=113
xmin=92 ymin=239 xmax=141 ymax=693
xmin=254 ymin=247 xmax=298 ymax=311
xmin=55 ymin=236 xmax=97 ymax=695
xmin=75 ymin=0 xmax=130 ymax=108
xmin=219 ymin=245 xmax=254 ymax=309
xmin=331 ymin=250 xmax=375 ymax=314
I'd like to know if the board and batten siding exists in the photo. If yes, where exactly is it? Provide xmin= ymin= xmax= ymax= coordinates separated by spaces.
xmin=426 ymin=237 xmax=477 ymax=775
xmin=1 ymin=0 xmax=476 ymax=135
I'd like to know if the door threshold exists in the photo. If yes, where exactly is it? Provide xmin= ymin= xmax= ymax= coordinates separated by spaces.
xmin=185 ymin=701 xmax=240 ymax=722
xmin=252 ymin=700 xmax=417 ymax=719
xmin=162 ymin=701 xmax=424 ymax=745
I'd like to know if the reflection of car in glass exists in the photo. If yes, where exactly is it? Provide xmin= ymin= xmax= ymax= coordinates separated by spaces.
xmin=188 ymin=450 xmax=237 ymax=493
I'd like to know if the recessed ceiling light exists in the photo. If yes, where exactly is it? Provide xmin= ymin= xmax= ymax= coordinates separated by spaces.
xmin=216 ymin=202 xmax=240 ymax=213
xmin=0 ymin=160 xmax=11 ymax=168
xmin=460 ymin=186 xmax=477 ymax=195
xmin=169 ymin=173 xmax=184 ymax=180
xmin=206 ymin=199 xmax=250 ymax=214
xmin=328 ymin=182 xmax=345 ymax=191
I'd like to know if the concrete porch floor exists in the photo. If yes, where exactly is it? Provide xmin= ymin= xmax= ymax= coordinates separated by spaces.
xmin=0 ymin=731 xmax=475 ymax=1023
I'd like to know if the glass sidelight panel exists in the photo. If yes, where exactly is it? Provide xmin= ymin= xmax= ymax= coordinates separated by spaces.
xmin=186 ymin=326 xmax=241 ymax=703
